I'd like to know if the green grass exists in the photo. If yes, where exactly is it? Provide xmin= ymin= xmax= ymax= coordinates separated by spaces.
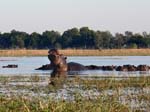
xmin=0 ymin=75 xmax=150 ymax=112
xmin=0 ymin=95 xmax=130 ymax=112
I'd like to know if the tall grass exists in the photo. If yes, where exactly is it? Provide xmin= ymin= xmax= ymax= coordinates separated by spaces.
xmin=1 ymin=49 xmax=150 ymax=56
xmin=59 ymin=48 xmax=150 ymax=56
xmin=0 ymin=49 xmax=48 ymax=57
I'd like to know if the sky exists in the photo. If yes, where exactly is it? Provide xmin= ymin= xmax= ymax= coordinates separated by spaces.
xmin=0 ymin=0 xmax=150 ymax=34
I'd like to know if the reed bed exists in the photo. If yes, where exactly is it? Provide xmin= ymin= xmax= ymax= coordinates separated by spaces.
xmin=0 ymin=49 xmax=48 ymax=57
xmin=0 ymin=75 xmax=150 ymax=112
xmin=1 ymin=48 xmax=150 ymax=56
xmin=60 ymin=48 xmax=150 ymax=56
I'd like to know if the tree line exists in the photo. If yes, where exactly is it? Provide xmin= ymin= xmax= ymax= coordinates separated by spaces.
xmin=0 ymin=27 xmax=150 ymax=49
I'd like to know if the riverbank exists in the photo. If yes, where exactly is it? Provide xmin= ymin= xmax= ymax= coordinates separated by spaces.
xmin=0 ymin=49 xmax=150 ymax=56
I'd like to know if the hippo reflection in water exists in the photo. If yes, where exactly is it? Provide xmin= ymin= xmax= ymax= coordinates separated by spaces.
xmin=36 ymin=49 xmax=150 ymax=77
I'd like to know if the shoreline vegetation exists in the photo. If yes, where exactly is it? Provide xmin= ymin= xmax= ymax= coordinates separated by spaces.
xmin=0 ymin=48 xmax=150 ymax=56
xmin=0 ymin=28 xmax=150 ymax=50
xmin=0 ymin=75 xmax=150 ymax=111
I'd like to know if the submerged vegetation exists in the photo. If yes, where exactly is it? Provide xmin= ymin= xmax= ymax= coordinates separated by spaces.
xmin=0 ymin=75 xmax=150 ymax=111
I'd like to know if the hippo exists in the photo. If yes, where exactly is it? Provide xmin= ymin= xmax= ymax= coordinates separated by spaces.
xmin=36 ymin=49 xmax=150 ymax=74
xmin=68 ymin=62 xmax=87 ymax=71
xmin=48 ymin=49 xmax=68 ymax=78
xmin=35 ymin=64 xmax=52 ymax=70
xmin=35 ymin=49 xmax=60 ymax=70
xmin=116 ymin=65 xmax=136 ymax=71
xmin=137 ymin=65 xmax=149 ymax=71
xmin=85 ymin=65 xmax=102 ymax=70
xmin=36 ymin=48 xmax=92 ymax=71
xmin=101 ymin=65 xmax=116 ymax=71
xmin=2 ymin=64 xmax=18 ymax=68
xmin=116 ymin=66 xmax=127 ymax=71
xmin=123 ymin=65 xmax=136 ymax=71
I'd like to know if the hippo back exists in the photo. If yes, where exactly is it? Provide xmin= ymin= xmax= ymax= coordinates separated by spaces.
xmin=68 ymin=62 xmax=87 ymax=71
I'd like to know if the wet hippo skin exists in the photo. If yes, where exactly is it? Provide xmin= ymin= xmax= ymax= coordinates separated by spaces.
xmin=36 ymin=49 xmax=150 ymax=72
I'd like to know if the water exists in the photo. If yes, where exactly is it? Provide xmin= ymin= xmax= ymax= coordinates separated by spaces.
xmin=0 ymin=56 xmax=150 ymax=111
xmin=0 ymin=56 xmax=150 ymax=76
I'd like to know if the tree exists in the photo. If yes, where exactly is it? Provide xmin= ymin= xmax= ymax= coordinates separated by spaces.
xmin=79 ymin=27 xmax=96 ymax=49
xmin=0 ymin=28 xmax=150 ymax=49
xmin=94 ymin=31 xmax=102 ymax=49
xmin=27 ymin=32 xmax=41 ymax=49
xmin=114 ymin=33 xmax=125 ymax=48
xmin=61 ymin=28 xmax=80 ymax=48
xmin=0 ymin=33 xmax=11 ymax=48
xmin=41 ymin=31 xmax=61 ymax=49
xmin=10 ymin=30 xmax=28 ymax=48
xmin=95 ymin=31 xmax=113 ymax=49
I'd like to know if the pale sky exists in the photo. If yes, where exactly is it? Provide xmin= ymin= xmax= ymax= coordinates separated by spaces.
xmin=0 ymin=0 xmax=150 ymax=34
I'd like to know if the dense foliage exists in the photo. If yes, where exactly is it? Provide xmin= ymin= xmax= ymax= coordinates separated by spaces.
xmin=0 ymin=27 xmax=150 ymax=49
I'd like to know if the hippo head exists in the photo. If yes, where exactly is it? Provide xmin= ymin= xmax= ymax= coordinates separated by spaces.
xmin=48 ymin=54 xmax=67 ymax=68
xmin=48 ymin=48 xmax=59 ymax=55
xmin=48 ymin=49 xmax=68 ymax=78
xmin=48 ymin=48 xmax=67 ymax=67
